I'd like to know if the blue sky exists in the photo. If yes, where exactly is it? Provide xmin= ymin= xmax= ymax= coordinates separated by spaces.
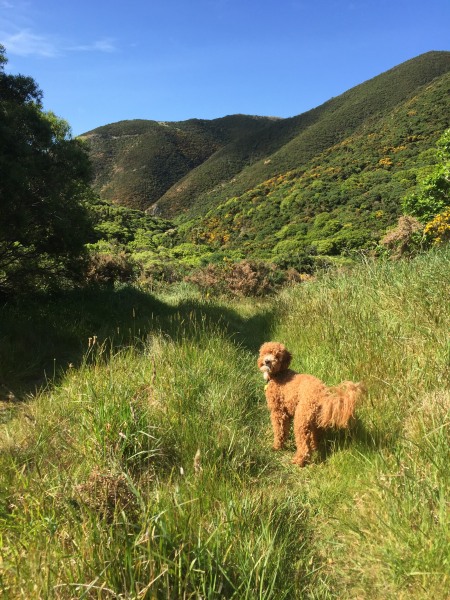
xmin=1 ymin=0 xmax=449 ymax=136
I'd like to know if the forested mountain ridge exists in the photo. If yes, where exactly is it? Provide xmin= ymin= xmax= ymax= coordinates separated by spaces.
xmin=186 ymin=68 xmax=450 ymax=259
xmin=80 ymin=115 xmax=281 ymax=211
xmin=81 ymin=51 xmax=450 ymax=222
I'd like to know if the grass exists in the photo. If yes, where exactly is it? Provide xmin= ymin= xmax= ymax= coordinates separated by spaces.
xmin=1 ymin=246 xmax=449 ymax=598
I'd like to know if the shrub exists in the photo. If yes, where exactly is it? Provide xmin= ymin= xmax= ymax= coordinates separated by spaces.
xmin=227 ymin=260 xmax=278 ymax=297
xmin=401 ymin=129 xmax=450 ymax=222
xmin=423 ymin=207 xmax=450 ymax=245
xmin=402 ymin=165 xmax=450 ymax=222
xmin=185 ymin=263 xmax=227 ymax=296
xmin=185 ymin=259 xmax=289 ymax=297
xmin=380 ymin=215 xmax=424 ymax=259
xmin=137 ymin=260 xmax=184 ymax=289
xmin=86 ymin=251 xmax=135 ymax=285
xmin=313 ymin=238 xmax=337 ymax=255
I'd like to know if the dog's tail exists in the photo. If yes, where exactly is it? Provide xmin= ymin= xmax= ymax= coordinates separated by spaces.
xmin=317 ymin=381 xmax=365 ymax=429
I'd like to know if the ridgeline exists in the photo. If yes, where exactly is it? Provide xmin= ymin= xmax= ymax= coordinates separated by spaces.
xmin=80 ymin=51 xmax=450 ymax=265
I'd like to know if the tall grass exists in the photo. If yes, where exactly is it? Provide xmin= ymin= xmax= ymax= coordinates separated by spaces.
xmin=273 ymin=247 xmax=450 ymax=597
xmin=1 ymin=246 xmax=449 ymax=598
xmin=277 ymin=249 xmax=449 ymax=433
xmin=1 ymin=322 xmax=306 ymax=598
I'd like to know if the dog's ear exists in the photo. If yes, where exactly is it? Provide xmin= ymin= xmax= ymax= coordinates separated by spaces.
xmin=278 ymin=346 xmax=292 ymax=370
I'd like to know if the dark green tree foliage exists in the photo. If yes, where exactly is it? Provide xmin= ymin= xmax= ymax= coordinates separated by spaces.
xmin=0 ymin=45 xmax=94 ymax=294
xmin=88 ymin=198 xmax=172 ymax=246
xmin=402 ymin=129 xmax=450 ymax=222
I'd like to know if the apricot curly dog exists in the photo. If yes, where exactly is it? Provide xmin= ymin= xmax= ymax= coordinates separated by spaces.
xmin=258 ymin=342 xmax=364 ymax=466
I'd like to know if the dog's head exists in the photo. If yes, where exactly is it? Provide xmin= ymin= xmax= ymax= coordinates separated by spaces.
xmin=258 ymin=342 xmax=292 ymax=380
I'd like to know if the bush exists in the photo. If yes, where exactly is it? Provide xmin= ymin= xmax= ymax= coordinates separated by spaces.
xmin=424 ymin=207 xmax=450 ymax=245
xmin=401 ymin=129 xmax=450 ymax=222
xmin=185 ymin=259 xmax=290 ymax=297
xmin=227 ymin=260 xmax=278 ymax=296
xmin=380 ymin=215 xmax=424 ymax=259
xmin=137 ymin=260 xmax=184 ymax=289
xmin=402 ymin=165 xmax=450 ymax=222
xmin=86 ymin=252 xmax=135 ymax=285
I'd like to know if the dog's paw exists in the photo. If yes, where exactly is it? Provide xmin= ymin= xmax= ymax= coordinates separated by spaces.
xmin=291 ymin=455 xmax=308 ymax=467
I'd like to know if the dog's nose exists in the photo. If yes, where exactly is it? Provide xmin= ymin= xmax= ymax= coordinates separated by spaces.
xmin=264 ymin=358 xmax=271 ymax=365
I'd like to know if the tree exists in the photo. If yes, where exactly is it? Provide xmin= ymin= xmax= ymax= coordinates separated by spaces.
xmin=0 ymin=45 xmax=95 ymax=294
xmin=402 ymin=129 xmax=450 ymax=222
xmin=382 ymin=130 xmax=450 ymax=257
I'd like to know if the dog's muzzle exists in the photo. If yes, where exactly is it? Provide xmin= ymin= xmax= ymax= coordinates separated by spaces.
xmin=259 ymin=354 xmax=275 ymax=380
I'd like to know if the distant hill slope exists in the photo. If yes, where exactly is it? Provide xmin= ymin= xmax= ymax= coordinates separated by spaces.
xmin=188 ymin=70 xmax=450 ymax=259
xmin=155 ymin=51 xmax=450 ymax=219
xmin=81 ymin=51 xmax=450 ymax=223
xmin=80 ymin=115 xmax=280 ymax=210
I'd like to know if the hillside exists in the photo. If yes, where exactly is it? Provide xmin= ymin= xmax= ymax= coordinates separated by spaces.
xmin=81 ymin=51 xmax=450 ymax=225
xmin=187 ymin=70 xmax=450 ymax=259
xmin=157 ymin=51 xmax=450 ymax=219
xmin=81 ymin=115 xmax=280 ymax=210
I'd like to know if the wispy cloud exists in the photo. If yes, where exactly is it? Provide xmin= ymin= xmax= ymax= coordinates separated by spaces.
xmin=68 ymin=38 xmax=116 ymax=53
xmin=0 ymin=28 xmax=117 ymax=58
xmin=0 ymin=0 xmax=118 ymax=58
xmin=0 ymin=29 xmax=59 ymax=57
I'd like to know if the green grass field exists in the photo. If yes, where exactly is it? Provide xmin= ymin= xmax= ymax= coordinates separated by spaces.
xmin=1 ymin=247 xmax=449 ymax=599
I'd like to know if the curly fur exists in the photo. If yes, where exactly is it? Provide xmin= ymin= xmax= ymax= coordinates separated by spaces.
xmin=258 ymin=342 xmax=364 ymax=466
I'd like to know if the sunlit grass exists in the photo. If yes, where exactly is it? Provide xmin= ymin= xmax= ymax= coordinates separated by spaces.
xmin=1 ymin=246 xmax=449 ymax=598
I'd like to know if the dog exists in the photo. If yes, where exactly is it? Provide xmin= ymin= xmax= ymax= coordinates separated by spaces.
xmin=258 ymin=342 xmax=364 ymax=466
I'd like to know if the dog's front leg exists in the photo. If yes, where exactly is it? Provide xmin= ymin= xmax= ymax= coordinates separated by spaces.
xmin=270 ymin=410 xmax=290 ymax=450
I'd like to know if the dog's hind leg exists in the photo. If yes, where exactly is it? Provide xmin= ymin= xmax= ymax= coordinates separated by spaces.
xmin=309 ymin=423 xmax=319 ymax=453
xmin=270 ymin=410 xmax=291 ymax=450
xmin=292 ymin=410 xmax=315 ymax=466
